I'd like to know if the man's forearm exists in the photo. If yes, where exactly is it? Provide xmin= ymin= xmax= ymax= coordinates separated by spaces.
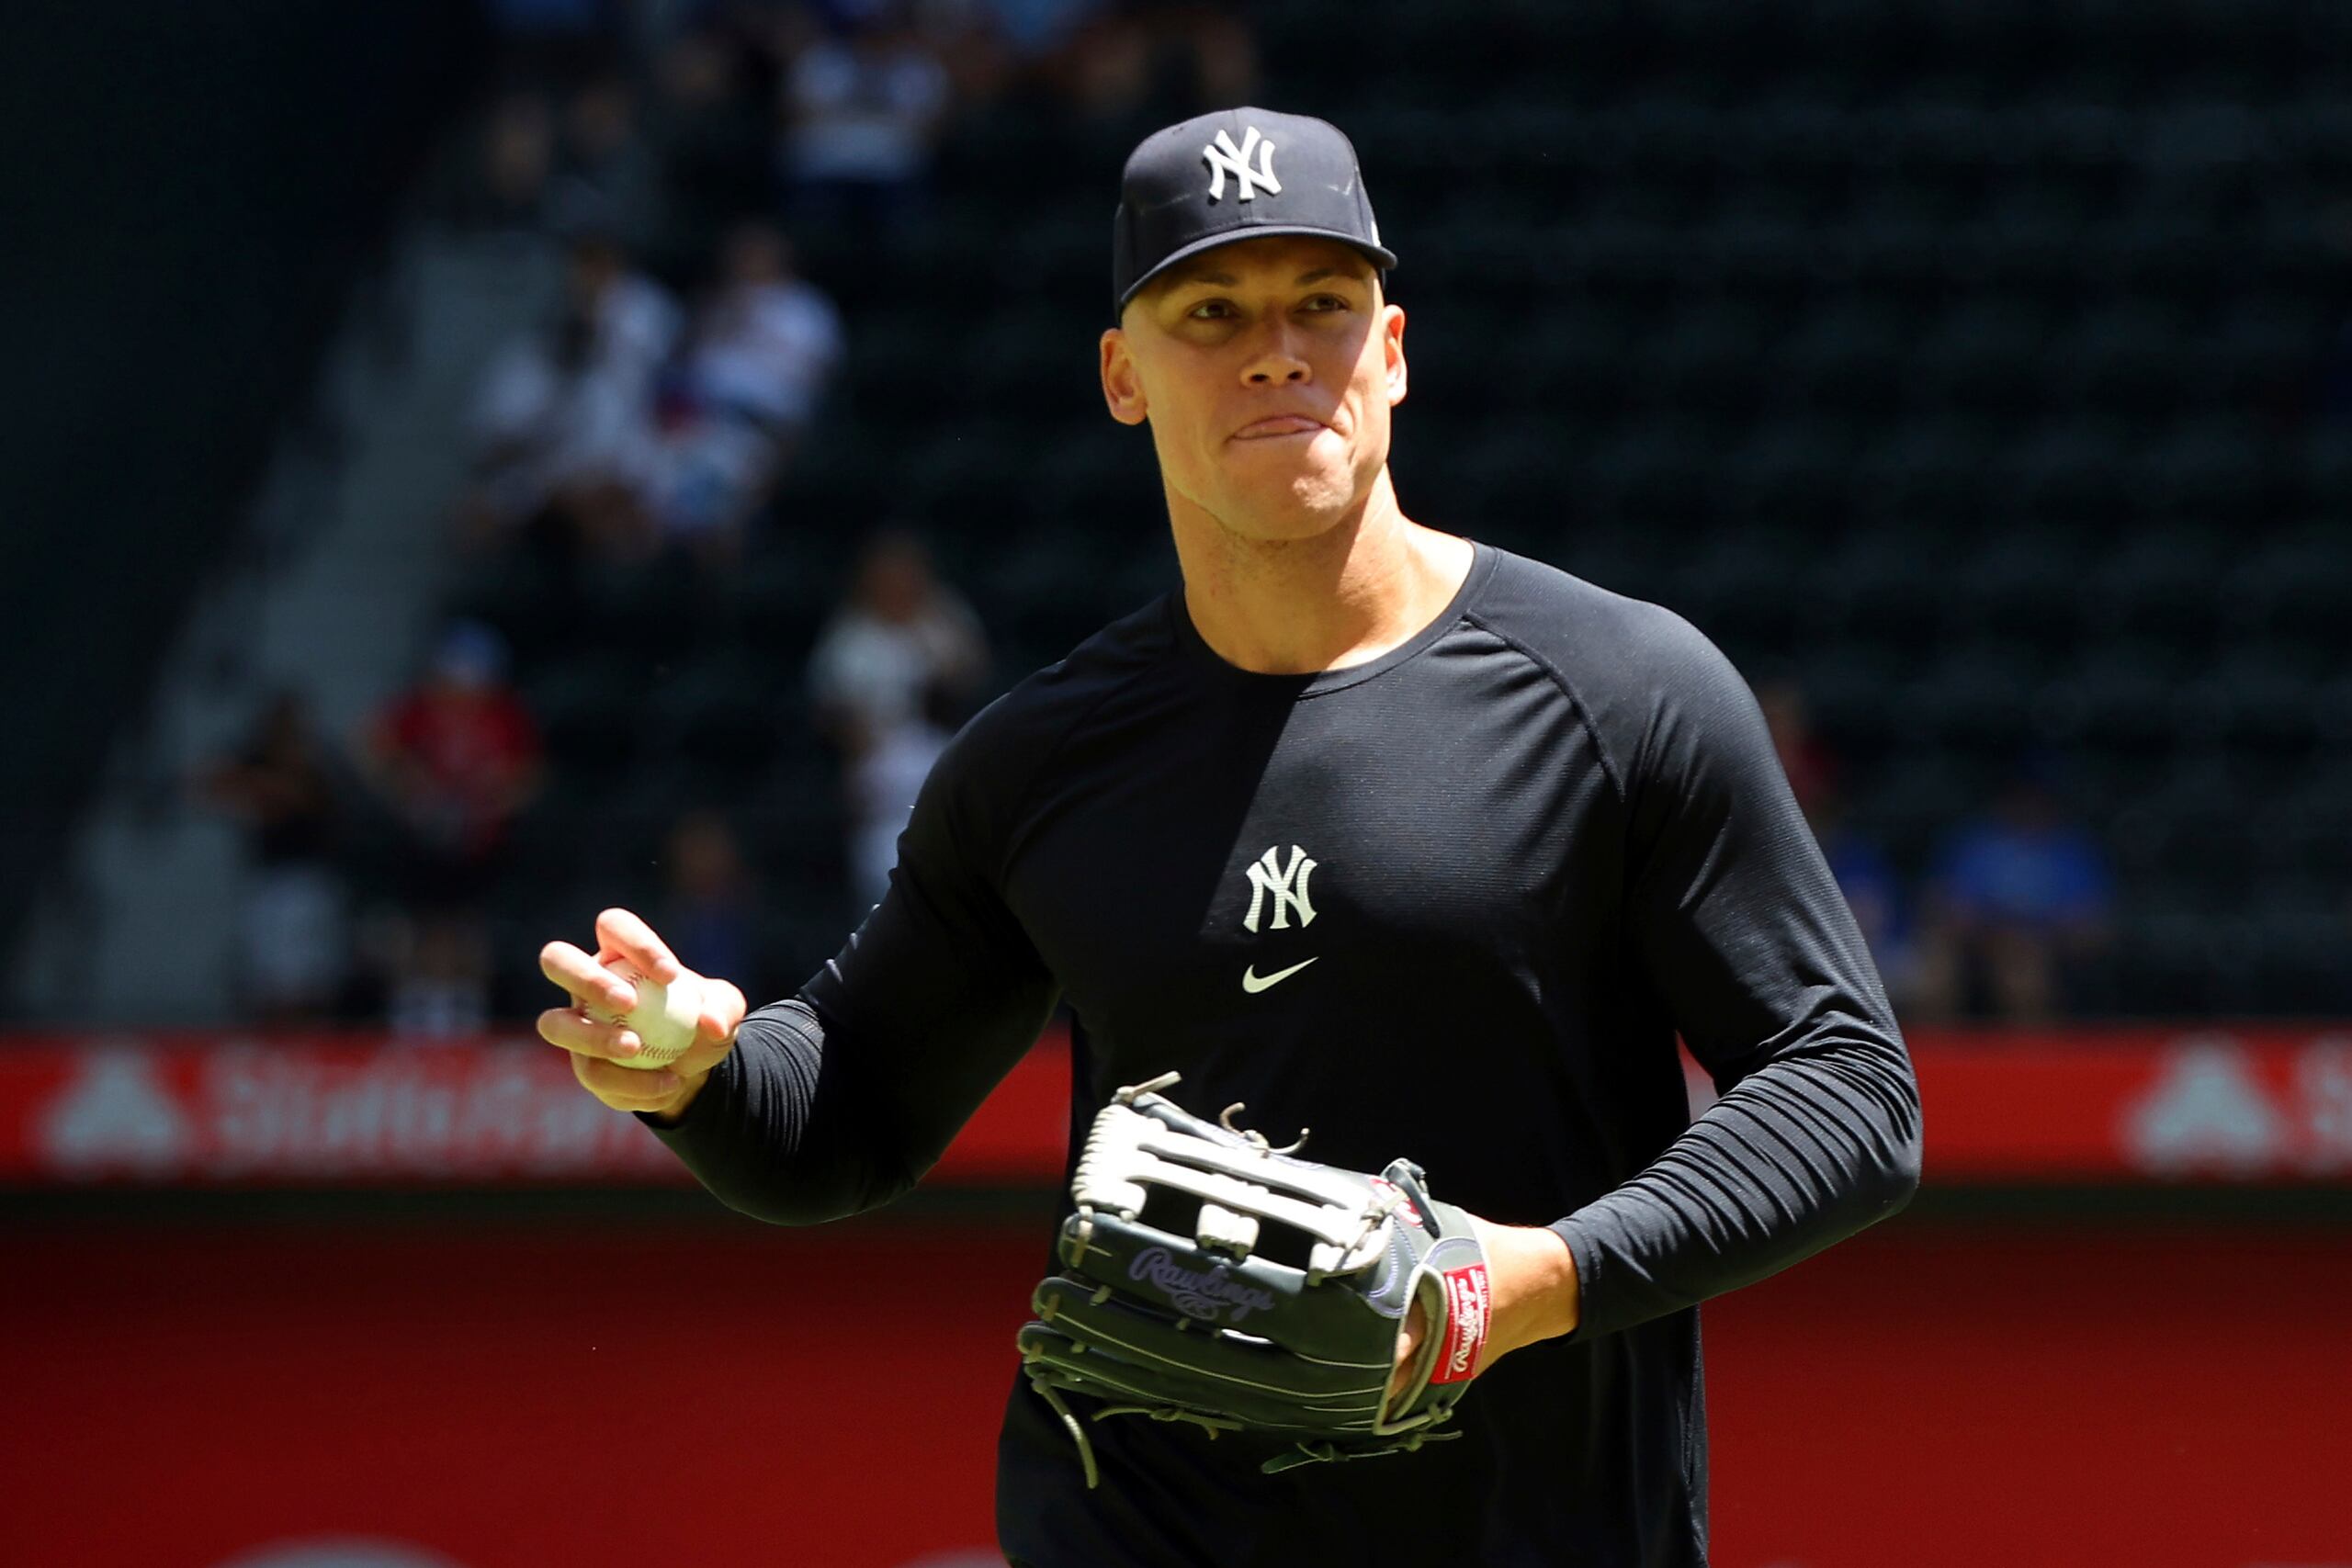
xmin=1552 ymin=1034 xmax=1922 ymax=1343
xmin=635 ymin=1002 xmax=919 ymax=1224
xmin=1483 ymin=1222 xmax=1582 ymax=1362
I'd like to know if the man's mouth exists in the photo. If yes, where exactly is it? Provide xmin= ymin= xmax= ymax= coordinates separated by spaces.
xmin=1232 ymin=415 xmax=1328 ymax=440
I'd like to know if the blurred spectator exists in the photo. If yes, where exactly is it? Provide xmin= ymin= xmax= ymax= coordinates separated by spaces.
xmin=366 ymin=623 xmax=543 ymax=884
xmin=643 ymin=28 xmax=777 ymax=279
xmin=1053 ymin=4 xmax=1259 ymax=128
xmin=460 ymin=227 xmax=683 ymax=566
xmin=809 ymin=531 xmax=989 ymax=753
xmin=845 ymin=680 xmax=961 ymax=909
xmin=443 ymin=91 xmax=558 ymax=237
xmin=377 ymin=918 xmax=499 ymax=1039
xmin=1805 ymin=787 xmax=1921 ymax=1019
xmin=196 ymin=692 xmax=350 ymax=1024
xmin=658 ymin=810 xmax=760 ymax=992
xmin=966 ymin=0 xmax=1108 ymax=60
xmin=646 ymin=220 xmax=843 ymax=558
xmin=694 ymin=221 xmax=843 ymax=444
xmin=548 ymin=72 xmax=664 ymax=254
xmin=811 ymin=534 xmax=987 ymax=907
xmin=1916 ymin=762 xmax=2114 ymax=1023
xmin=362 ymin=623 xmax=544 ymax=1037
xmin=779 ymin=11 xmax=952 ymax=232
xmin=1766 ymin=677 xmax=1916 ymax=1011
xmin=1758 ymin=677 xmax=1838 ymax=820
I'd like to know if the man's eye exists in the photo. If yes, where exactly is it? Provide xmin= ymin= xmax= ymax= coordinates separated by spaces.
xmin=1189 ymin=299 xmax=1235 ymax=320
xmin=1301 ymin=294 xmax=1349 ymax=312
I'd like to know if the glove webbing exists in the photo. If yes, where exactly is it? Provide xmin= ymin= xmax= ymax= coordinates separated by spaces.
xmin=1025 ymin=1359 xmax=1464 ymax=1486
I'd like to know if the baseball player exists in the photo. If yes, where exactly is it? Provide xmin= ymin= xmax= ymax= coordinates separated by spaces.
xmin=538 ymin=107 xmax=1921 ymax=1567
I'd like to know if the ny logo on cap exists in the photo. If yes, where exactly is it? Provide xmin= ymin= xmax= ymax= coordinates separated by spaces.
xmin=1203 ymin=127 xmax=1280 ymax=203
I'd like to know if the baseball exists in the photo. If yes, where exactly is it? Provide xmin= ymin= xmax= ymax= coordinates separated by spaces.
xmin=589 ymin=960 xmax=705 ymax=1071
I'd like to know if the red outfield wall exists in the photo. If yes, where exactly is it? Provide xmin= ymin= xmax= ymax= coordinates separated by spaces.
xmin=6 ymin=1215 xmax=2346 ymax=1568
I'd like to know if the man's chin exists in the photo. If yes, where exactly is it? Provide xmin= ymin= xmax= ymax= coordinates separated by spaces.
xmin=1213 ymin=490 xmax=1358 ymax=546
xmin=1209 ymin=457 xmax=1356 ymax=527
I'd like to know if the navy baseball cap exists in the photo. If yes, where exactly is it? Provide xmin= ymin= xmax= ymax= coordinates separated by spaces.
xmin=1112 ymin=107 xmax=1396 ymax=321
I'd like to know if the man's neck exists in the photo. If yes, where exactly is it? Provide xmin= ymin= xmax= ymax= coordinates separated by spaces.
xmin=1169 ymin=470 xmax=1475 ymax=676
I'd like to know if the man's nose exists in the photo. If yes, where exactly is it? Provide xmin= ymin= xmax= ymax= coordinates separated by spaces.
xmin=1241 ymin=321 xmax=1311 ymax=386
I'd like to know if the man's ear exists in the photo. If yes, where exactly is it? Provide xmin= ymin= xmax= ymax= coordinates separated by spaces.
xmin=1101 ymin=328 xmax=1148 ymax=426
xmin=1382 ymin=303 xmax=1408 ymax=407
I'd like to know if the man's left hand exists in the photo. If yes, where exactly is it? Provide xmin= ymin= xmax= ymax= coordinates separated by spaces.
xmin=1391 ymin=1219 xmax=1580 ymax=1399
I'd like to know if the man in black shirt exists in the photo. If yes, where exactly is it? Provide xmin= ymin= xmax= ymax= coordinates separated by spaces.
xmin=537 ymin=107 xmax=1921 ymax=1567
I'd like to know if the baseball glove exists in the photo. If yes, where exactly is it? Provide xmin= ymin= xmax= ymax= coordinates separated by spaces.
xmin=1016 ymin=1072 xmax=1493 ymax=1487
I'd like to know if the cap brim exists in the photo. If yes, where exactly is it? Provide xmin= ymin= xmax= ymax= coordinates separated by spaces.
xmin=1116 ymin=225 xmax=1398 ymax=317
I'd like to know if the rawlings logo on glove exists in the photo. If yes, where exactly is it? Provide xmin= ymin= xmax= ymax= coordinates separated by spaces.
xmin=1433 ymin=1263 xmax=1492 ymax=1384
xmin=1016 ymin=1072 xmax=1493 ymax=1486
xmin=1128 ymin=1247 xmax=1279 ymax=1323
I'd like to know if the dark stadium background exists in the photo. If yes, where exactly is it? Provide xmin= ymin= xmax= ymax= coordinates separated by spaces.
xmin=2 ymin=2 xmax=2346 ymax=1565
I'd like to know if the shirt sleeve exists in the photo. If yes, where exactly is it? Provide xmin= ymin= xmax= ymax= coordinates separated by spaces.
xmin=1552 ymin=612 xmax=1923 ymax=1342
xmin=636 ymin=706 xmax=1060 ymax=1224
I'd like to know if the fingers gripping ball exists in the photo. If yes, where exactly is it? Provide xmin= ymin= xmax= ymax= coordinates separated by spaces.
xmin=587 ymin=960 xmax=704 ymax=1071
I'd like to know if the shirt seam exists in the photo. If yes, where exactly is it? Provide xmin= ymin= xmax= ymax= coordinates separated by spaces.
xmin=1459 ymin=608 xmax=1632 ymax=809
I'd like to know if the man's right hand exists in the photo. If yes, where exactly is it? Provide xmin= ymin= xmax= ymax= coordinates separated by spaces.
xmin=538 ymin=908 xmax=749 ymax=1123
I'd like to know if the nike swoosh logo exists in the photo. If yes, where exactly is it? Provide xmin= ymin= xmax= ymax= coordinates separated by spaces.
xmin=1241 ymin=957 xmax=1318 ymax=994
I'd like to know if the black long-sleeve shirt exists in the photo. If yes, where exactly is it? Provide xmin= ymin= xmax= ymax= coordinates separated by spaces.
xmin=645 ymin=542 xmax=1922 ymax=1567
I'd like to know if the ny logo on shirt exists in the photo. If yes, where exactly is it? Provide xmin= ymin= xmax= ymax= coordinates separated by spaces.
xmin=1203 ymin=127 xmax=1280 ymax=203
xmin=1242 ymin=844 xmax=1317 ymax=932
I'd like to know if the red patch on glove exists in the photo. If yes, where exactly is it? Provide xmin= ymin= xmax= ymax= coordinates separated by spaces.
xmin=1430 ymin=1262 xmax=1492 ymax=1385
xmin=1370 ymin=1177 xmax=1424 ymax=1226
